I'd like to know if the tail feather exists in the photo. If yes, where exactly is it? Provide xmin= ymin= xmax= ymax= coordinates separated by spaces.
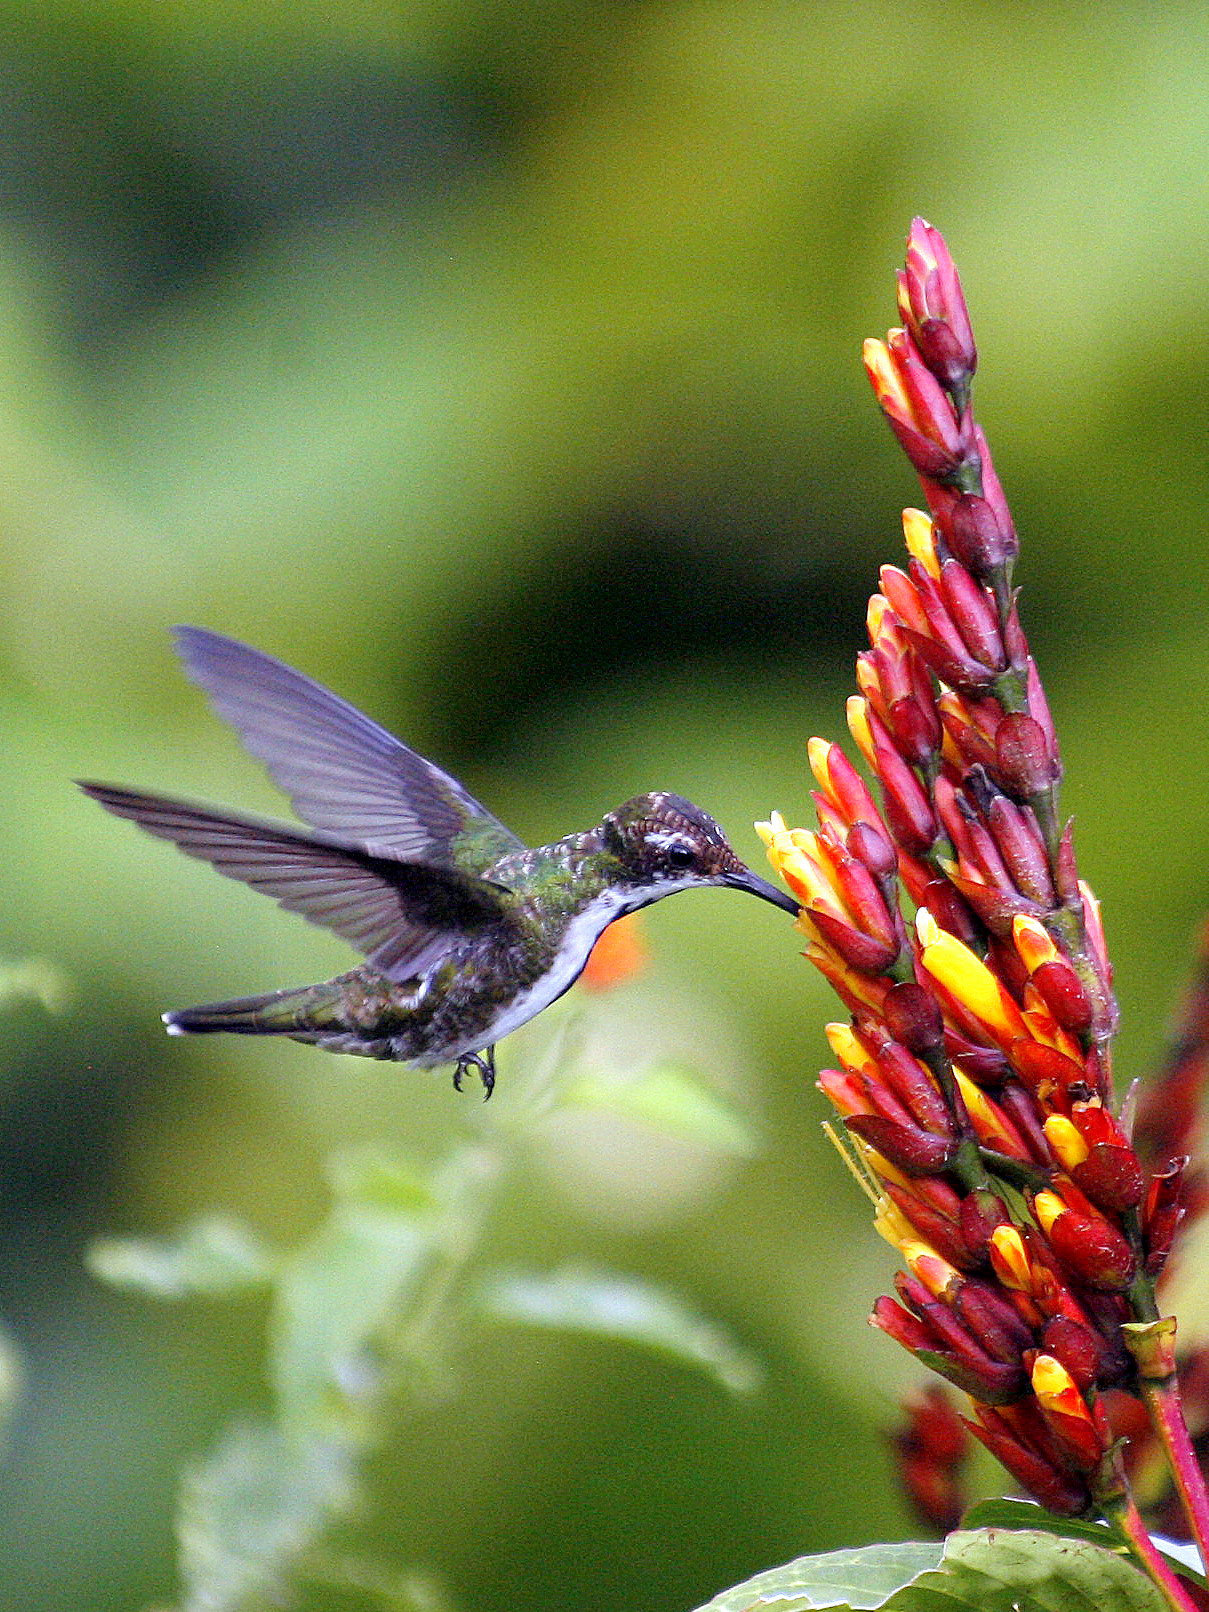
xmin=163 ymin=984 xmax=337 ymax=1038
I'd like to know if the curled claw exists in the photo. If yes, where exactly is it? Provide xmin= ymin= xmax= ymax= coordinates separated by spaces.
xmin=452 ymin=1046 xmax=496 ymax=1099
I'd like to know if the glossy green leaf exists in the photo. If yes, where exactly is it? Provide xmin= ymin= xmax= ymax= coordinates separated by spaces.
xmin=562 ymin=1062 xmax=757 ymax=1155
xmin=474 ymin=1263 xmax=762 ymax=1394
xmin=693 ymin=1541 xmax=944 ymax=1610
xmin=87 ymin=1215 xmax=276 ymax=1298
xmin=695 ymin=1529 xmax=1173 ymax=1612
xmin=177 ymin=1421 xmax=353 ymax=1612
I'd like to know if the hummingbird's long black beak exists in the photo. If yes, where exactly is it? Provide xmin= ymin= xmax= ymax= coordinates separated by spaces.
xmin=722 ymin=867 xmax=801 ymax=916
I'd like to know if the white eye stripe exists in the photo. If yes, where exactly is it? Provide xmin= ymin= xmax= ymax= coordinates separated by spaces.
xmin=644 ymin=830 xmax=693 ymax=853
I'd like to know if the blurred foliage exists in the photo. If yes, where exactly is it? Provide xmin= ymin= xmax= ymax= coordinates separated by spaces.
xmin=3 ymin=2 xmax=1209 ymax=1609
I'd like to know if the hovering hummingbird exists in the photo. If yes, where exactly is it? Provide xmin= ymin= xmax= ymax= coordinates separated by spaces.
xmin=80 ymin=628 xmax=799 ymax=1095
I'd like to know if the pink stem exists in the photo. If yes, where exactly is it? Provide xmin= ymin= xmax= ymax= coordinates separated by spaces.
xmin=1142 ymin=1375 xmax=1209 ymax=1571
xmin=1109 ymin=1491 xmax=1202 ymax=1612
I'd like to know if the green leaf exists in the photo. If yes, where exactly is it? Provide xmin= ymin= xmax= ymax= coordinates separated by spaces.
xmin=270 ymin=1198 xmax=439 ymax=1433
xmin=960 ymin=1499 xmax=1105 ymax=1539
xmin=921 ymin=1528 xmax=1172 ymax=1611
xmin=474 ymin=1264 xmax=763 ymax=1394
xmin=87 ymin=1215 xmax=276 ymax=1298
xmin=692 ymin=1541 xmax=945 ymax=1610
xmin=177 ymin=1420 xmax=353 ymax=1612
xmin=694 ymin=1530 xmax=1173 ymax=1612
xmin=962 ymin=1504 xmax=1206 ymax=1588
xmin=562 ymin=1062 xmax=757 ymax=1155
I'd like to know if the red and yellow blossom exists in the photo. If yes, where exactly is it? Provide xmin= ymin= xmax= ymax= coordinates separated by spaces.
xmin=764 ymin=218 xmax=1209 ymax=1565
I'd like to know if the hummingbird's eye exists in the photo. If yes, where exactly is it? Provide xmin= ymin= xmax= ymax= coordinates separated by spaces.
xmin=666 ymin=842 xmax=696 ymax=869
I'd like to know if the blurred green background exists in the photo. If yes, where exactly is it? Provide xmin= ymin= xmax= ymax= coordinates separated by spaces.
xmin=3 ymin=2 xmax=1209 ymax=1608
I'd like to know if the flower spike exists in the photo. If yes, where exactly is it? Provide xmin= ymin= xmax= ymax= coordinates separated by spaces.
xmin=760 ymin=221 xmax=1209 ymax=1582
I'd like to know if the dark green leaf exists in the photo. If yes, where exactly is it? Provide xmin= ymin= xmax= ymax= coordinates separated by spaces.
xmin=475 ymin=1263 xmax=762 ymax=1394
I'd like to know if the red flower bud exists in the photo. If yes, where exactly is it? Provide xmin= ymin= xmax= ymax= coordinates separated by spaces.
xmin=808 ymin=905 xmax=901 ymax=975
xmin=891 ymin=1386 xmax=970 ymax=1536
xmin=958 ymin=1190 xmax=1013 ymax=1260
xmin=883 ymin=982 xmax=946 ymax=1054
xmin=1038 ymin=1199 xmax=1137 ymax=1292
xmin=875 ymin=1281 xmax=1026 ymax=1403
xmin=951 ymin=1276 xmax=1035 ymax=1362
xmin=965 ymin=1406 xmax=1091 ymax=1516
xmin=844 ymin=1113 xmax=958 ymax=1174
xmin=995 ymin=712 xmax=1061 ymax=799
xmin=941 ymin=492 xmax=1016 ymax=579
xmin=1030 ymin=959 xmax=1095 ymax=1035
xmin=896 ymin=219 xmax=977 ymax=397
xmin=983 ymin=794 xmax=1053 ymax=907
xmin=868 ymin=723 xmax=939 ymax=856
xmin=1041 ymin=1315 xmax=1108 ymax=1392
xmin=972 ymin=427 xmax=1019 ymax=566
xmin=938 ymin=560 xmax=1006 ymax=673
xmin=846 ymin=819 xmax=897 ymax=879
xmin=865 ymin=329 xmax=973 ymax=479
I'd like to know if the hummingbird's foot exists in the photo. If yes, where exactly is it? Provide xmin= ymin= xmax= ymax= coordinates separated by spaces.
xmin=452 ymin=1046 xmax=496 ymax=1099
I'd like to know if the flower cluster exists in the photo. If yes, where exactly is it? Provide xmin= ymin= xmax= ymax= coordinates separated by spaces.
xmin=759 ymin=220 xmax=1198 ymax=1530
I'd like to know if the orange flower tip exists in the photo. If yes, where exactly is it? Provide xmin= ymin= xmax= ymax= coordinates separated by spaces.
xmin=754 ymin=815 xmax=781 ymax=847
xmin=1012 ymin=913 xmax=1058 ymax=971
xmin=1032 ymin=1189 xmax=1067 ymax=1234
xmin=580 ymin=911 xmax=648 ymax=992
xmin=989 ymin=1224 xmax=1031 ymax=1286
xmin=806 ymin=735 xmax=836 ymax=785
xmin=904 ymin=1242 xmax=958 ymax=1295
xmin=916 ymin=909 xmax=1024 ymax=1043
xmin=1043 ymin=1115 xmax=1089 ymax=1171
xmin=862 ymin=336 xmax=893 ymax=379
xmin=952 ymin=1068 xmax=997 ymax=1128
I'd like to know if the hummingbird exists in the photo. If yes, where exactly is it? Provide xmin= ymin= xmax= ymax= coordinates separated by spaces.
xmin=79 ymin=627 xmax=799 ymax=1095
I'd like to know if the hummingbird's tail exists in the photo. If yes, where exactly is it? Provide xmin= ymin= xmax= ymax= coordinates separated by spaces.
xmin=164 ymin=983 xmax=341 ymax=1038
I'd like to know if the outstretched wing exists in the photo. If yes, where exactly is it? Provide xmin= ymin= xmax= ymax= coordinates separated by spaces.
xmin=171 ymin=626 xmax=523 ymax=873
xmin=79 ymin=782 xmax=511 ymax=982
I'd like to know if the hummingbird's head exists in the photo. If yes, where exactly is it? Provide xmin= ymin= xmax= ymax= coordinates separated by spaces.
xmin=600 ymin=792 xmax=800 ymax=916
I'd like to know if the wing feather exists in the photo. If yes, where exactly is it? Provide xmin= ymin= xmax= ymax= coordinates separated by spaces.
xmin=171 ymin=626 xmax=522 ymax=871
xmin=79 ymin=782 xmax=510 ymax=982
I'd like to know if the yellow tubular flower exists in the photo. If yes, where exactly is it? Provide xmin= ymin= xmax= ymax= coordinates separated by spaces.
xmin=901 ymin=508 xmax=941 ymax=577
xmin=916 ymin=910 xmax=1029 ymax=1046
xmin=1043 ymin=1115 xmax=1090 ymax=1171
xmin=873 ymin=1198 xmax=920 ymax=1252
xmin=846 ymin=697 xmax=877 ymax=769
xmin=1032 ymin=1190 xmax=1069 ymax=1236
xmin=989 ymin=1225 xmax=1033 ymax=1291
xmin=824 ymin=1022 xmax=877 ymax=1076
